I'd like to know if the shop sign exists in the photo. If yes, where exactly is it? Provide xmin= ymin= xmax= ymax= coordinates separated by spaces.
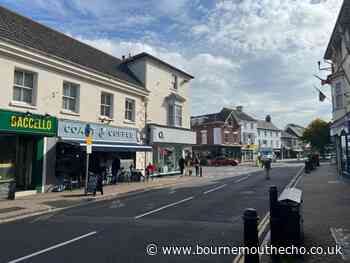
xmin=0 ymin=109 xmax=57 ymax=136
xmin=58 ymin=119 xmax=139 ymax=143
xmin=150 ymin=125 xmax=196 ymax=145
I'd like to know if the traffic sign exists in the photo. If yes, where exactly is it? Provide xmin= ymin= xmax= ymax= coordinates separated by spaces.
xmin=86 ymin=144 xmax=92 ymax=154
xmin=84 ymin=124 xmax=92 ymax=137
xmin=85 ymin=135 xmax=92 ymax=145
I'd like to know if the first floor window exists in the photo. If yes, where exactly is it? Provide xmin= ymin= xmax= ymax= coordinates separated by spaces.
xmin=13 ymin=69 xmax=35 ymax=104
xmin=62 ymin=82 xmax=79 ymax=112
xmin=101 ymin=92 xmax=113 ymax=118
xmin=125 ymin=98 xmax=135 ymax=121
xmin=201 ymin=130 xmax=207 ymax=144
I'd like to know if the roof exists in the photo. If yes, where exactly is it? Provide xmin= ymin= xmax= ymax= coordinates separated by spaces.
xmin=324 ymin=0 xmax=350 ymax=59
xmin=257 ymin=120 xmax=280 ymax=131
xmin=285 ymin=124 xmax=305 ymax=138
xmin=124 ymin=52 xmax=194 ymax=79
xmin=281 ymin=131 xmax=297 ymax=139
xmin=191 ymin=107 xmax=256 ymax=126
xmin=0 ymin=6 xmax=144 ymax=89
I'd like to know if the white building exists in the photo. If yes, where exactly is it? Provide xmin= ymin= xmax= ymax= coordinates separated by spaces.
xmin=0 ymin=6 xmax=195 ymax=195
xmin=257 ymin=115 xmax=282 ymax=158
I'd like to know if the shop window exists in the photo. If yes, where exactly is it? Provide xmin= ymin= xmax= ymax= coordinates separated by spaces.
xmin=125 ymin=98 xmax=135 ymax=121
xmin=157 ymin=146 xmax=182 ymax=173
xmin=62 ymin=82 xmax=79 ymax=113
xmin=101 ymin=92 xmax=113 ymax=118
xmin=13 ymin=69 xmax=35 ymax=104
xmin=171 ymin=74 xmax=178 ymax=90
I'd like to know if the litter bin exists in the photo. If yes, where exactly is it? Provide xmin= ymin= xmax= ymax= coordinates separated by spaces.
xmin=278 ymin=188 xmax=304 ymax=247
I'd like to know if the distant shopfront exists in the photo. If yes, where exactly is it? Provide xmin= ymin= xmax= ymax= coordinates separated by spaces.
xmin=0 ymin=109 xmax=57 ymax=194
xmin=53 ymin=119 xmax=151 ymax=184
xmin=148 ymin=124 xmax=196 ymax=175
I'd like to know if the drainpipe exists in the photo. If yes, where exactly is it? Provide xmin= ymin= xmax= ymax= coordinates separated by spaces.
xmin=144 ymin=98 xmax=148 ymax=174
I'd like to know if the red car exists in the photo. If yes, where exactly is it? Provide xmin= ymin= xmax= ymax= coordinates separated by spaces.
xmin=209 ymin=156 xmax=239 ymax=166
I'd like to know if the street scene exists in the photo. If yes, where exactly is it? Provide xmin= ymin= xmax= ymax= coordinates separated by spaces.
xmin=0 ymin=0 xmax=348 ymax=262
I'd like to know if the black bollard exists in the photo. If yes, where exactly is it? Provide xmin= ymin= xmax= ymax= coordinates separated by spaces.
xmin=200 ymin=166 xmax=203 ymax=177
xmin=269 ymin=186 xmax=280 ymax=261
xmin=243 ymin=208 xmax=260 ymax=263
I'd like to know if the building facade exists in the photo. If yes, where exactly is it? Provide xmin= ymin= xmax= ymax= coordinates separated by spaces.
xmin=257 ymin=115 xmax=282 ymax=158
xmin=281 ymin=131 xmax=299 ymax=159
xmin=323 ymin=0 xmax=350 ymax=176
xmin=0 ymin=6 xmax=194 ymax=194
xmin=191 ymin=108 xmax=241 ymax=160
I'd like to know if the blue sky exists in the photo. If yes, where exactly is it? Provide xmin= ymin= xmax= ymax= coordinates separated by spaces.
xmin=0 ymin=0 xmax=343 ymax=128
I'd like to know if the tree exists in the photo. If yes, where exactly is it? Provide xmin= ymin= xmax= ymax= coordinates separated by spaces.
xmin=301 ymin=119 xmax=331 ymax=154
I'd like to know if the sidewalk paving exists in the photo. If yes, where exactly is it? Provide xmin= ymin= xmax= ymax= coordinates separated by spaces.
xmin=264 ymin=163 xmax=350 ymax=262
xmin=0 ymin=175 xmax=198 ymax=224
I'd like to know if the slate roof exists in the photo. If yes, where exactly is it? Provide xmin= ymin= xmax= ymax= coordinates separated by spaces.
xmin=257 ymin=120 xmax=280 ymax=131
xmin=0 ymin=6 xmax=144 ymax=88
xmin=125 ymin=52 xmax=194 ymax=79
xmin=191 ymin=107 xmax=256 ymax=126
xmin=285 ymin=124 xmax=305 ymax=138
xmin=281 ymin=131 xmax=297 ymax=139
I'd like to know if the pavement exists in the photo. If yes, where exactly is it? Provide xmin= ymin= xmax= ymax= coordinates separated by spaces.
xmin=261 ymin=162 xmax=350 ymax=263
xmin=0 ymin=164 xmax=302 ymax=263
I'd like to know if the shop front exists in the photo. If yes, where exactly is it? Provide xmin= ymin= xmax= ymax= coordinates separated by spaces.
xmin=241 ymin=144 xmax=258 ymax=162
xmin=192 ymin=145 xmax=241 ymax=160
xmin=330 ymin=116 xmax=350 ymax=177
xmin=148 ymin=124 xmax=196 ymax=175
xmin=54 ymin=119 xmax=152 ymax=185
xmin=0 ymin=109 xmax=57 ymax=196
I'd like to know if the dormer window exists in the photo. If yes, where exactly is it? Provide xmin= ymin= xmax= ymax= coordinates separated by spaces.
xmin=171 ymin=74 xmax=178 ymax=90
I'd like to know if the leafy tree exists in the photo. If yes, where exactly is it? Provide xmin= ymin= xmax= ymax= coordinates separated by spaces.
xmin=301 ymin=119 xmax=330 ymax=154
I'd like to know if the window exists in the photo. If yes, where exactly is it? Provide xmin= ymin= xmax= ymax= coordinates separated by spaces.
xmin=100 ymin=92 xmax=113 ymax=118
xmin=271 ymin=140 xmax=273 ymax=147
xmin=175 ymin=105 xmax=182 ymax=127
xmin=125 ymin=98 xmax=135 ymax=121
xmin=168 ymin=103 xmax=182 ymax=127
xmin=264 ymin=130 xmax=267 ymax=136
xmin=200 ymin=130 xmax=207 ymax=144
xmin=270 ymin=131 xmax=273 ymax=137
xmin=335 ymin=82 xmax=343 ymax=109
xmin=250 ymin=123 xmax=254 ymax=129
xmin=171 ymin=74 xmax=178 ymax=90
xmin=62 ymin=82 xmax=79 ymax=112
xmin=244 ymin=122 xmax=247 ymax=129
xmin=13 ymin=70 xmax=35 ymax=104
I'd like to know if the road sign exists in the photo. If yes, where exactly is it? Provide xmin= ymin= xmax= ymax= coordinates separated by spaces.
xmin=84 ymin=124 xmax=92 ymax=137
xmin=85 ymin=135 xmax=92 ymax=145
xmin=86 ymin=144 xmax=92 ymax=154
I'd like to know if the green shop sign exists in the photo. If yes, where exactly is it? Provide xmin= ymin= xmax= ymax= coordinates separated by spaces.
xmin=0 ymin=109 xmax=57 ymax=136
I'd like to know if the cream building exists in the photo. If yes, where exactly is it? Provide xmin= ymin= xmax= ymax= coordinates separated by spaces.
xmin=0 ymin=6 xmax=194 ymax=195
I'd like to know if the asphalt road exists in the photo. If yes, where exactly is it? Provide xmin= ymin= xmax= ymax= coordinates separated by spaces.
xmin=0 ymin=164 xmax=303 ymax=263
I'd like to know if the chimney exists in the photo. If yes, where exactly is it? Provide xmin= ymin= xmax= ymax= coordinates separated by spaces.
xmin=265 ymin=115 xmax=271 ymax=122
xmin=236 ymin=105 xmax=243 ymax=112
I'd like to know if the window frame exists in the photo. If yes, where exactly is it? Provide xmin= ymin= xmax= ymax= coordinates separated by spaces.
xmin=200 ymin=130 xmax=207 ymax=144
xmin=62 ymin=81 xmax=80 ymax=113
xmin=13 ymin=69 xmax=36 ymax=105
xmin=125 ymin=98 xmax=136 ymax=122
xmin=335 ymin=82 xmax=344 ymax=110
xmin=100 ymin=92 xmax=113 ymax=118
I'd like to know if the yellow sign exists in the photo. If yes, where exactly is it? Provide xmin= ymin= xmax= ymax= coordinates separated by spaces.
xmin=85 ymin=136 xmax=93 ymax=145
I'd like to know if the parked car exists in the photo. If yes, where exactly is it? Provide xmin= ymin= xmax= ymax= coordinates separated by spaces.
xmin=209 ymin=156 xmax=239 ymax=166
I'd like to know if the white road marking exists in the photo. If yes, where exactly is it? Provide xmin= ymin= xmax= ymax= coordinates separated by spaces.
xmin=7 ymin=231 xmax=97 ymax=263
xmin=134 ymin=197 xmax=194 ymax=219
xmin=234 ymin=176 xmax=249 ymax=183
xmin=203 ymin=184 xmax=227 ymax=194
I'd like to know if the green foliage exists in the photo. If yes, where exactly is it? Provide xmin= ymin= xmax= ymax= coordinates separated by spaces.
xmin=301 ymin=119 xmax=330 ymax=154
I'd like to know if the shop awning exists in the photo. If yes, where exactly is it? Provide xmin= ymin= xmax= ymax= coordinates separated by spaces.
xmin=59 ymin=138 xmax=152 ymax=152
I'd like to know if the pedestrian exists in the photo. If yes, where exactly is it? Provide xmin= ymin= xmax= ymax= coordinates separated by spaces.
xmin=145 ymin=163 xmax=153 ymax=181
xmin=264 ymin=158 xmax=272 ymax=180
xmin=93 ymin=173 xmax=104 ymax=196
xmin=178 ymin=156 xmax=185 ymax=176
xmin=111 ymin=157 xmax=120 ymax=184
xmin=194 ymin=155 xmax=200 ymax=176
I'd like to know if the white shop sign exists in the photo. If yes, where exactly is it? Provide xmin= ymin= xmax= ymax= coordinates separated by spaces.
xmin=150 ymin=125 xmax=196 ymax=145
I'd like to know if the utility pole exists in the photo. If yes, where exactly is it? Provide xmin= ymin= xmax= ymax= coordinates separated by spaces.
xmin=84 ymin=124 xmax=92 ymax=195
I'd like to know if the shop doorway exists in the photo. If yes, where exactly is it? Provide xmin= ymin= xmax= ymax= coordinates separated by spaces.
xmin=15 ymin=136 xmax=35 ymax=190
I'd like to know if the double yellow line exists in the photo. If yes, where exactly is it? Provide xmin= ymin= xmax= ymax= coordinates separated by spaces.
xmin=232 ymin=212 xmax=270 ymax=263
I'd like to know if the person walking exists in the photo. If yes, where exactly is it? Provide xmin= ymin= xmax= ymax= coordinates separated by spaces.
xmin=194 ymin=155 xmax=200 ymax=176
xmin=93 ymin=173 xmax=104 ymax=196
xmin=111 ymin=157 xmax=120 ymax=184
xmin=178 ymin=157 xmax=185 ymax=176
xmin=264 ymin=158 xmax=272 ymax=180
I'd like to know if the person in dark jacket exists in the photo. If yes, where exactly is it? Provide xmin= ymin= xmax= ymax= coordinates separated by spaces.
xmin=93 ymin=173 xmax=104 ymax=196
xmin=111 ymin=157 xmax=120 ymax=184
xmin=178 ymin=157 xmax=185 ymax=176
